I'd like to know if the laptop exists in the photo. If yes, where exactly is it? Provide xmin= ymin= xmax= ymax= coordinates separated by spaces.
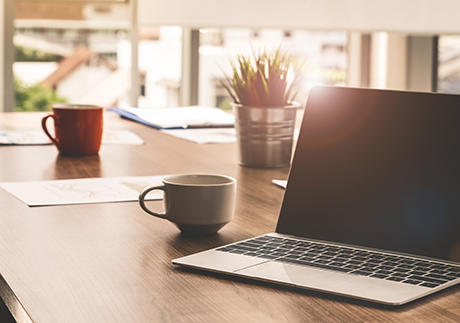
xmin=172 ymin=86 xmax=460 ymax=305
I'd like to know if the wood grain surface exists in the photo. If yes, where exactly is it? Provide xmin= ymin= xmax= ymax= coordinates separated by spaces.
xmin=0 ymin=111 xmax=459 ymax=323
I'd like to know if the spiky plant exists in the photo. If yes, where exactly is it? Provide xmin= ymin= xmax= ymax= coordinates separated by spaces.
xmin=220 ymin=47 xmax=302 ymax=107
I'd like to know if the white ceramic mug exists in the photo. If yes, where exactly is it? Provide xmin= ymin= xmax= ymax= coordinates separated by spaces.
xmin=138 ymin=174 xmax=237 ymax=234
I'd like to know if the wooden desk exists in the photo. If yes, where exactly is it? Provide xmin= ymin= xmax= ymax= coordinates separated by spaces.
xmin=0 ymin=112 xmax=459 ymax=323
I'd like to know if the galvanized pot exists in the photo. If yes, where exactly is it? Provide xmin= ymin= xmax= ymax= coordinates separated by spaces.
xmin=232 ymin=102 xmax=299 ymax=168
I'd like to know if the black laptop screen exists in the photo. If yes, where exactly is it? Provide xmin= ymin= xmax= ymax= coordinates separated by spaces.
xmin=276 ymin=86 xmax=460 ymax=263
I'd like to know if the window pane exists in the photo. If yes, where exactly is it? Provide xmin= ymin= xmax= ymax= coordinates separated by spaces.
xmin=14 ymin=1 xmax=129 ymax=112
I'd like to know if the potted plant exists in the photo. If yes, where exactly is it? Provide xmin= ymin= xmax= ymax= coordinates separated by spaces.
xmin=220 ymin=47 xmax=302 ymax=168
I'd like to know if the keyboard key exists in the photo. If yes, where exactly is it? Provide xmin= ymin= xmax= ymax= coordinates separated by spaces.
xmin=354 ymin=252 xmax=371 ymax=257
xmin=376 ymin=266 xmax=393 ymax=271
xmin=411 ymin=271 xmax=427 ymax=276
xmin=350 ymin=270 xmax=373 ymax=276
xmin=358 ymin=267 xmax=374 ymax=273
xmin=344 ymin=265 xmax=361 ymax=270
xmin=431 ymin=264 xmax=449 ymax=270
xmin=448 ymin=266 xmax=460 ymax=273
xmin=402 ymin=279 xmax=422 ymax=285
xmin=324 ymin=247 xmax=341 ymax=252
xmin=430 ymin=270 xmax=448 ymax=275
xmin=375 ymin=270 xmax=392 ymax=275
xmin=411 ymin=266 xmax=429 ymax=271
xmin=420 ymin=282 xmax=440 ymax=288
xmin=216 ymin=247 xmax=234 ymax=252
xmin=347 ymin=260 xmax=364 ymax=266
xmin=352 ymin=256 xmax=368 ymax=262
xmin=382 ymin=262 xmax=399 ymax=267
xmin=277 ymin=246 xmax=293 ymax=251
xmin=370 ymin=274 xmax=389 ymax=279
xmin=260 ymin=246 xmax=274 ymax=250
xmin=407 ymin=275 xmax=448 ymax=285
xmin=266 ymin=243 xmax=282 ymax=247
xmin=229 ymin=249 xmax=248 ymax=254
xmin=253 ymin=237 xmax=270 ymax=241
xmin=393 ymin=267 xmax=410 ymax=273
xmin=270 ymin=252 xmax=288 ymax=257
xmin=257 ymin=254 xmax=279 ymax=259
xmin=382 ymin=256 xmax=400 ymax=262
xmin=336 ymin=254 xmax=353 ymax=259
xmin=232 ymin=245 xmax=259 ymax=252
xmin=392 ymin=272 xmax=409 ymax=278
xmin=426 ymin=273 xmax=456 ymax=281
xmin=387 ymin=277 xmax=405 ymax=282
xmin=329 ymin=262 xmax=347 ymax=267
xmin=299 ymin=256 xmax=317 ymax=262
xmin=294 ymin=247 xmax=310 ymax=252
xmin=276 ymin=258 xmax=352 ymax=273
xmin=413 ymin=261 xmax=432 ymax=267
xmin=362 ymin=263 xmax=379 ymax=268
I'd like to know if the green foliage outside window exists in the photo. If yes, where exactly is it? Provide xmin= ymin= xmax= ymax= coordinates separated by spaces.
xmin=14 ymin=77 xmax=67 ymax=112
xmin=15 ymin=45 xmax=62 ymax=62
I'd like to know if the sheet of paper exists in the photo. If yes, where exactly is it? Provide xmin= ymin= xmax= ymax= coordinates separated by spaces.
xmin=272 ymin=179 xmax=287 ymax=188
xmin=120 ymin=106 xmax=235 ymax=129
xmin=102 ymin=130 xmax=144 ymax=145
xmin=0 ymin=130 xmax=51 ymax=145
xmin=0 ymin=175 xmax=166 ymax=207
xmin=0 ymin=130 xmax=144 ymax=145
xmin=160 ymin=128 xmax=236 ymax=144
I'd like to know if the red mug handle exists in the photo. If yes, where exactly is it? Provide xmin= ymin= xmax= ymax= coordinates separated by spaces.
xmin=41 ymin=114 xmax=59 ymax=147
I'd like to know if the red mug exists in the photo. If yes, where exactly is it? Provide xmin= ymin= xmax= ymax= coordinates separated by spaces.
xmin=42 ymin=104 xmax=104 ymax=156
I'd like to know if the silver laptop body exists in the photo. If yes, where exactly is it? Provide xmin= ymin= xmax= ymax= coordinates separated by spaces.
xmin=173 ymin=86 xmax=460 ymax=305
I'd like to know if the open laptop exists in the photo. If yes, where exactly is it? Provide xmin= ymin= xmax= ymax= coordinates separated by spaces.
xmin=173 ymin=86 xmax=460 ymax=305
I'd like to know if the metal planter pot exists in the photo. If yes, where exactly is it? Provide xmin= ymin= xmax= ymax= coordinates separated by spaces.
xmin=232 ymin=102 xmax=299 ymax=168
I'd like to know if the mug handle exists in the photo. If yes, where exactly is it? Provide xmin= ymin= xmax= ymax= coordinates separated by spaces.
xmin=41 ymin=114 xmax=59 ymax=147
xmin=139 ymin=185 xmax=167 ymax=219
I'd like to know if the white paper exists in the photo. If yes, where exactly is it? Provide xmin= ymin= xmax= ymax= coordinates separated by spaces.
xmin=272 ymin=179 xmax=287 ymax=188
xmin=0 ymin=130 xmax=51 ymax=145
xmin=161 ymin=128 xmax=236 ymax=144
xmin=124 ymin=106 xmax=235 ymax=129
xmin=0 ymin=130 xmax=144 ymax=145
xmin=0 ymin=175 xmax=166 ymax=207
xmin=102 ymin=130 xmax=144 ymax=145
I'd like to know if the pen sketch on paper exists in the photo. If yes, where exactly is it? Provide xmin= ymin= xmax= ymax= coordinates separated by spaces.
xmin=0 ymin=176 xmax=166 ymax=207
xmin=50 ymin=182 xmax=121 ymax=199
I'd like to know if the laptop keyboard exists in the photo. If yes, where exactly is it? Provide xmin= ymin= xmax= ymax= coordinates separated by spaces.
xmin=216 ymin=236 xmax=460 ymax=289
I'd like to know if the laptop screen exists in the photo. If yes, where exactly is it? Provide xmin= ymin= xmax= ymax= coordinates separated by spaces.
xmin=276 ymin=86 xmax=460 ymax=263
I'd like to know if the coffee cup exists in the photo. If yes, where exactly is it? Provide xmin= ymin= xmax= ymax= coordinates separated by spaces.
xmin=41 ymin=104 xmax=103 ymax=156
xmin=138 ymin=174 xmax=237 ymax=234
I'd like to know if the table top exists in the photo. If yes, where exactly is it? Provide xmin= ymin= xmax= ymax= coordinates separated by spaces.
xmin=0 ymin=111 xmax=459 ymax=323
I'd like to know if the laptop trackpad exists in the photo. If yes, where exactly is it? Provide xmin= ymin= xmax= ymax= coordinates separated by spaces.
xmin=236 ymin=261 xmax=425 ymax=304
